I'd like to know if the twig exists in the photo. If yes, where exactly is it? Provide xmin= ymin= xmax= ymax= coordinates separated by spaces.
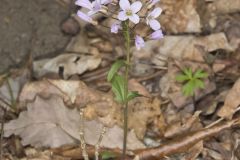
xmin=52 ymin=118 xmax=240 ymax=160
xmin=0 ymin=108 xmax=6 ymax=160
xmin=135 ymin=118 xmax=240 ymax=160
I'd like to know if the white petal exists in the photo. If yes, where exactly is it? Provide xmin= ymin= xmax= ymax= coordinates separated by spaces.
xmin=150 ymin=7 xmax=162 ymax=18
xmin=75 ymin=0 xmax=92 ymax=10
xmin=118 ymin=11 xmax=128 ymax=21
xmin=119 ymin=0 xmax=130 ymax=10
xmin=129 ymin=14 xmax=140 ymax=24
xmin=130 ymin=1 xmax=142 ymax=13
xmin=149 ymin=19 xmax=161 ymax=30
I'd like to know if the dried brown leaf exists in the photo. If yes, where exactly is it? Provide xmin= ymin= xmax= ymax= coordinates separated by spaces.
xmin=4 ymin=95 xmax=145 ymax=149
xmin=218 ymin=78 xmax=240 ymax=119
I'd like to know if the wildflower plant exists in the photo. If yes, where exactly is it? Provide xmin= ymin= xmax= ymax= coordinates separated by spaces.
xmin=176 ymin=68 xmax=208 ymax=97
xmin=75 ymin=0 xmax=164 ymax=158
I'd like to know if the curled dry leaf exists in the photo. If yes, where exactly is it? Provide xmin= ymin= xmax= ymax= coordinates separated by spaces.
xmin=217 ymin=78 xmax=240 ymax=119
xmin=19 ymin=79 xmax=160 ymax=141
xmin=159 ymin=0 xmax=201 ymax=33
xmin=4 ymin=95 xmax=80 ymax=148
xmin=21 ymin=79 xmax=161 ymax=139
xmin=33 ymin=53 xmax=101 ymax=79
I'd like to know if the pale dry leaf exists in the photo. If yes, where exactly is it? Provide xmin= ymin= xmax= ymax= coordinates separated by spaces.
xmin=4 ymin=95 xmax=80 ymax=148
xmin=5 ymin=95 xmax=145 ymax=149
xmin=133 ymin=33 xmax=233 ymax=67
xmin=159 ymin=0 xmax=201 ymax=33
xmin=84 ymin=120 xmax=146 ymax=150
xmin=19 ymin=79 xmax=100 ymax=109
xmin=217 ymin=78 xmax=240 ymax=119
xmin=19 ymin=79 xmax=160 ymax=141
xmin=33 ymin=53 xmax=101 ymax=79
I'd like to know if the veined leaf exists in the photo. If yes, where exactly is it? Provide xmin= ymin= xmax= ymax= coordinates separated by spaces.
xmin=182 ymin=80 xmax=195 ymax=96
xmin=127 ymin=91 xmax=142 ymax=101
xmin=111 ymin=74 xmax=126 ymax=103
xmin=194 ymin=70 xmax=208 ymax=79
xmin=194 ymin=79 xmax=205 ymax=89
xmin=176 ymin=74 xmax=189 ymax=82
xmin=183 ymin=68 xmax=193 ymax=79
xmin=107 ymin=60 xmax=126 ymax=82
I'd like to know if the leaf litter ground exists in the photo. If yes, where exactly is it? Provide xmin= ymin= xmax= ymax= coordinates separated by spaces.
xmin=1 ymin=0 xmax=240 ymax=160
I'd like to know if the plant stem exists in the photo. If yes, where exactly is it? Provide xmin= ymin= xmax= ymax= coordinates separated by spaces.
xmin=122 ymin=21 xmax=131 ymax=159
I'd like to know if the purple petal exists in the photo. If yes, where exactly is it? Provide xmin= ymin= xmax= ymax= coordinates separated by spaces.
xmin=150 ymin=7 xmax=162 ymax=18
xmin=149 ymin=19 xmax=161 ymax=30
xmin=135 ymin=35 xmax=145 ymax=50
xmin=75 ymin=0 xmax=92 ymax=10
xmin=88 ymin=10 xmax=98 ymax=16
xmin=118 ymin=11 xmax=128 ymax=21
xmin=150 ymin=30 xmax=164 ymax=40
xmin=130 ymin=1 xmax=142 ymax=13
xmin=93 ymin=0 xmax=102 ymax=10
xmin=119 ymin=0 xmax=130 ymax=10
xmin=77 ymin=10 xmax=93 ymax=23
xmin=111 ymin=23 xmax=121 ymax=33
xmin=129 ymin=14 xmax=140 ymax=24
xmin=101 ymin=0 xmax=112 ymax=5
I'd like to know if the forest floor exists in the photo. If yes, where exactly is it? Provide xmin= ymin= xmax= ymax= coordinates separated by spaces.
xmin=0 ymin=0 xmax=240 ymax=160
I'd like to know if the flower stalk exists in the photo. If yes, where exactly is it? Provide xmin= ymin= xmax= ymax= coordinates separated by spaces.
xmin=122 ymin=20 xmax=131 ymax=158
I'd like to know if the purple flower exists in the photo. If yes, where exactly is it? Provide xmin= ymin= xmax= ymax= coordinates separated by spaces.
xmin=135 ymin=35 xmax=145 ymax=50
xmin=111 ymin=23 xmax=121 ymax=33
xmin=77 ymin=10 xmax=97 ymax=25
xmin=146 ymin=7 xmax=162 ymax=30
xmin=118 ymin=0 xmax=142 ymax=24
xmin=150 ymin=30 xmax=164 ymax=40
xmin=75 ymin=0 xmax=110 ymax=16
xmin=75 ymin=0 xmax=92 ymax=10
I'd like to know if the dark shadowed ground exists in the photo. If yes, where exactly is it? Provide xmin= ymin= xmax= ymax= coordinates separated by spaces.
xmin=0 ymin=0 xmax=71 ymax=73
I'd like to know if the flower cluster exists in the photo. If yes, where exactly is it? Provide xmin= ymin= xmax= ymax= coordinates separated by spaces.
xmin=76 ymin=0 xmax=164 ymax=50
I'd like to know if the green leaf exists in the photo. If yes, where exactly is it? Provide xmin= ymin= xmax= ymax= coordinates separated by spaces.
xmin=177 ymin=68 xmax=208 ymax=97
xmin=107 ymin=60 xmax=126 ymax=82
xmin=176 ymin=74 xmax=189 ymax=82
xmin=194 ymin=79 xmax=205 ymax=89
xmin=101 ymin=151 xmax=117 ymax=160
xmin=182 ymin=80 xmax=195 ymax=96
xmin=183 ymin=68 xmax=193 ymax=79
xmin=193 ymin=70 xmax=208 ymax=79
xmin=111 ymin=74 xmax=126 ymax=103
xmin=127 ymin=91 xmax=142 ymax=101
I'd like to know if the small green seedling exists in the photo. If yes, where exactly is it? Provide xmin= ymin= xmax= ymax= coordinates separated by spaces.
xmin=176 ymin=68 xmax=208 ymax=97
xmin=101 ymin=151 xmax=117 ymax=160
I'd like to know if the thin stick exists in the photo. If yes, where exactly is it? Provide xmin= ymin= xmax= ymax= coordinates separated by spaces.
xmin=0 ymin=108 xmax=5 ymax=160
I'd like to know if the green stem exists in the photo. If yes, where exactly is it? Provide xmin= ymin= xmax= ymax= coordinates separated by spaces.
xmin=122 ymin=21 xmax=131 ymax=159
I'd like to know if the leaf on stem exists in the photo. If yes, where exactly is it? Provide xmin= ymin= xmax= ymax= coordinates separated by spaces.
xmin=111 ymin=74 xmax=126 ymax=103
xmin=107 ymin=60 xmax=126 ymax=82
xmin=127 ymin=91 xmax=142 ymax=101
